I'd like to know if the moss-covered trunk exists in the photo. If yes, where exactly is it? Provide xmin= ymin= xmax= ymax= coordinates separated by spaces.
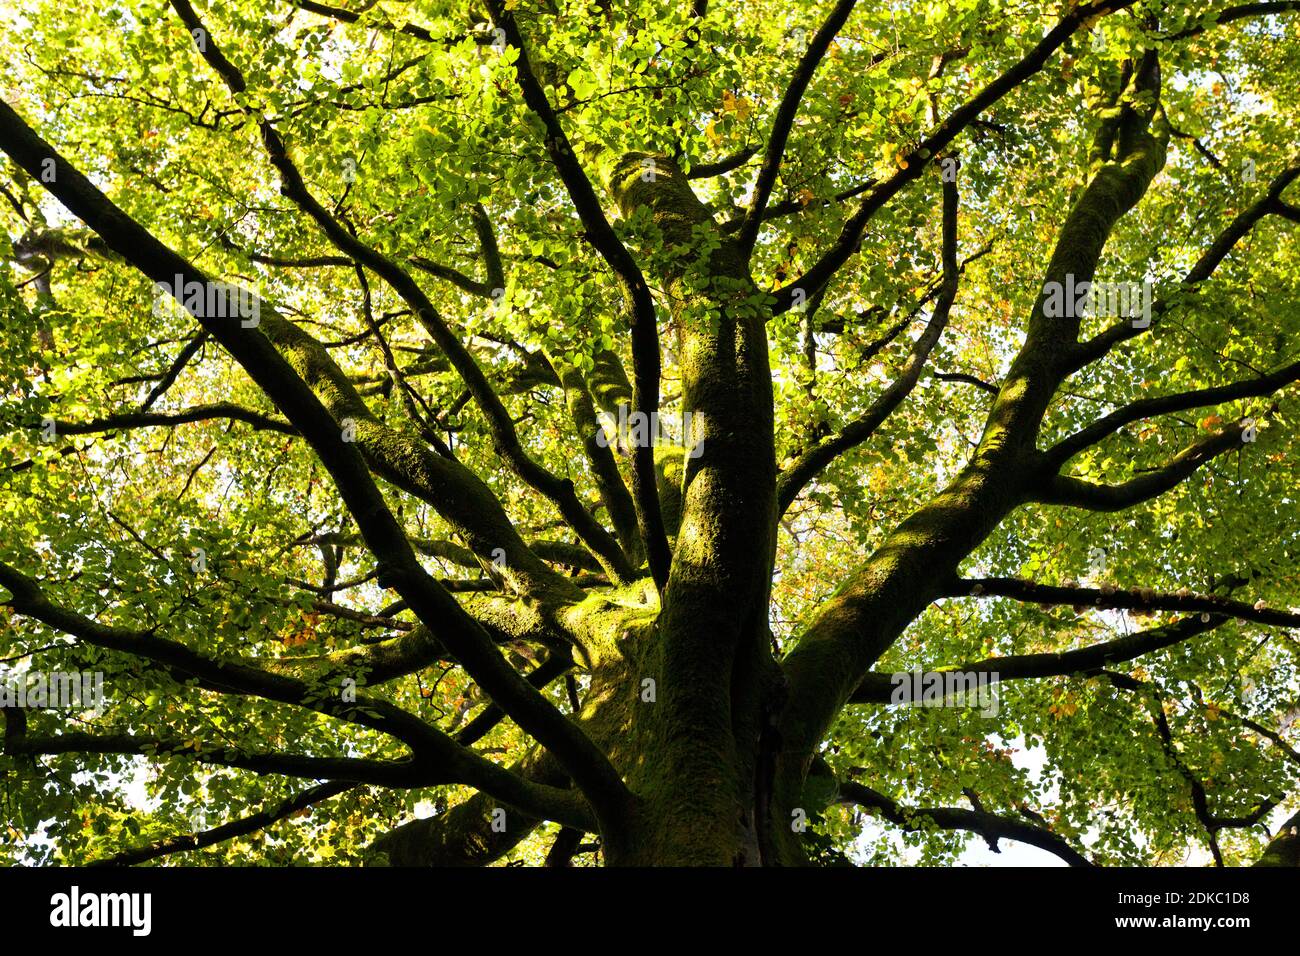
xmin=589 ymin=153 xmax=782 ymax=864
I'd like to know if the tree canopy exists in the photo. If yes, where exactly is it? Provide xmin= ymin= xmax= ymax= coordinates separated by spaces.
xmin=1 ymin=0 xmax=1299 ymax=867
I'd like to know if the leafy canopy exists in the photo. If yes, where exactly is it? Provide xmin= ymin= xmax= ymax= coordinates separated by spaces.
xmin=1 ymin=0 xmax=1299 ymax=866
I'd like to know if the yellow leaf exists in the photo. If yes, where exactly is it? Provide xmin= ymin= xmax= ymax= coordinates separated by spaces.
xmin=722 ymin=90 xmax=753 ymax=120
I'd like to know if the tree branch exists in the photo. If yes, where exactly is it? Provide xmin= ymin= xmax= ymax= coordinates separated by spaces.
xmin=771 ymin=0 xmax=1136 ymax=314
xmin=777 ymin=171 xmax=959 ymax=513
xmin=1163 ymin=2 xmax=1300 ymax=40
xmin=140 ymin=331 xmax=209 ymax=410
xmin=1073 ymin=161 xmax=1300 ymax=369
xmin=0 ymin=96 xmax=632 ymax=833
xmin=1045 ymin=358 xmax=1300 ymax=466
xmin=836 ymin=780 xmax=1094 ymax=866
xmin=36 ymin=402 xmax=297 ymax=437
xmin=1034 ymin=418 xmax=1252 ymax=511
xmin=1254 ymin=808 xmax=1300 ymax=866
xmin=942 ymin=576 xmax=1300 ymax=628
xmin=686 ymin=145 xmax=757 ymax=179
xmin=483 ymin=0 xmax=671 ymax=589
xmin=851 ymin=614 xmax=1224 ymax=703
xmin=87 ymin=781 xmax=356 ymax=866
xmin=734 ymin=0 xmax=858 ymax=258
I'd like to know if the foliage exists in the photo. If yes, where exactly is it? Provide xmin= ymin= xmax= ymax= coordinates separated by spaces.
xmin=0 ymin=0 xmax=1298 ymax=866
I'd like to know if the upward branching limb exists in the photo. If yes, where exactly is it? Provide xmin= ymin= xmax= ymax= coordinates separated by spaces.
xmin=0 ymin=96 xmax=633 ymax=833
xmin=770 ymin=0 xmax=1138 ymax=315
xmin=1044 ymin=359 xmax=1300 ymax=467
xmin=777 ymin=171 xmax=960 ymax=515
xmin=1033 ymin=417 xmax=1254 ymax=511
xmin=1072 ymin=161 xmax=1300 ymax=370
xmin=483 ymin=0 xmax=671 ymax=590
xmin=555 ymin=361 xmax=644 ymax=563
xmin=734 ymin=0 xmax=859 ymax=259
xmin=775 ymin=42 xmax=1173 ymax=832
xmin=169 ymin=0 xmax=637 ymax=585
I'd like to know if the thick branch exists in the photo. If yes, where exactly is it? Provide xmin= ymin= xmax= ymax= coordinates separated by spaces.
xmin=1045 ymin=358 xmax=1300 ymax=466
xmin=0 ymin=97 xmax=632 ymax=832
xmin=837 ymin=780 xmax=1094 ymax=866
xmin=943 ymin=576 xmax=1300 ymax=627
xmin=1035 ymin=419 xmax=1252 ymax=511
xmin=1254 ymin=809 xmax=1300 ymax=866
xmin=851 ymin=614 xmax=1224 ymax=703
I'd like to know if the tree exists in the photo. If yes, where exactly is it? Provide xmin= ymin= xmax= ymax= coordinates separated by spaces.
xmin=0 ymin=0 xmax=1298 ymax=867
